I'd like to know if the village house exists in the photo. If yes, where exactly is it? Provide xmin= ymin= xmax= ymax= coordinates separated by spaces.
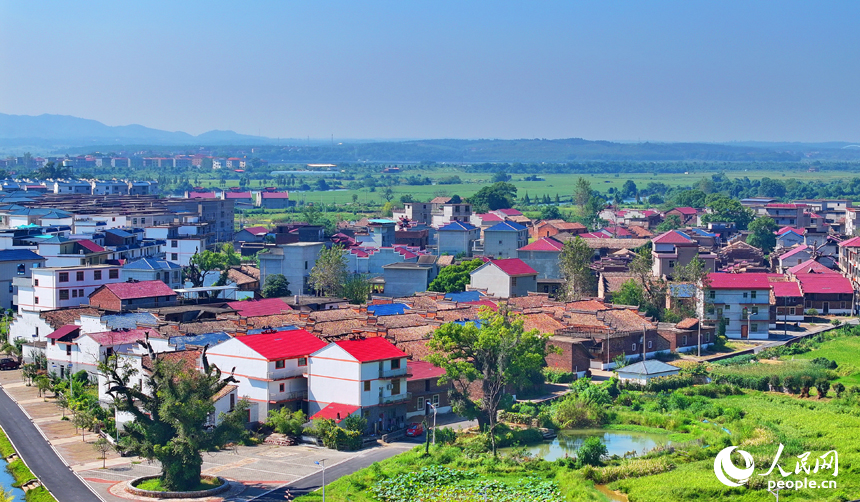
xmin=469 ymin=258 xmax=538 ymax=298
xmin=482 ymin=221 xmax=529 ymax=259
xmin=406 ymin=360 xmax=452 ymax=419
xmin=88 ymin=280 xmax=178 ymax=312
xmin=651 ymin=230 xmax=716 ymax=278
xmin=701 ymin=273 xmax=771 ymax=340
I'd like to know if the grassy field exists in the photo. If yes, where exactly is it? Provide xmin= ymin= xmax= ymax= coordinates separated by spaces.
xmin=793 ymin=336 xmax=860 ymax=386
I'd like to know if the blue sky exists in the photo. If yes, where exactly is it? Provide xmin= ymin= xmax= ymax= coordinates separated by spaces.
xmin=1 ymin=1 xmax=858 ymax=142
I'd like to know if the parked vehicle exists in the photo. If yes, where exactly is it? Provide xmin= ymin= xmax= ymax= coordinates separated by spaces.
xmin=0 ymin=357 xmax=20 ymax=370
xmin=405 ymin=422 xmax=424 ymax=437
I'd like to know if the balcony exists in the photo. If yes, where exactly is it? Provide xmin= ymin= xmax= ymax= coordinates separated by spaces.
xmin=275 ymin=390 xmax=308 ymax=402
xmin=379 ymin=392 xmax=411 ymax=406
xmin=379 ymin=368 xmax=407 ymax=379
xmin=267 ymin=368 xmax=303 ymax=381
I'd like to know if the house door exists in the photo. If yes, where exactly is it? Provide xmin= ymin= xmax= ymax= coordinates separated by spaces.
xmin=741 ymin=324 xmax=749 ymax=339
xmin=823 ymin=302 xmax=829 ymax=314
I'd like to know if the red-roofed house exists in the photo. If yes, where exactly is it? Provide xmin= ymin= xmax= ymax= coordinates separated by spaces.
xmin=186 ymin=191 xmax=217 ymax=199
xmin=702 ymin=273 xmax=771 ymax=339
xmin=406 ymin=360 xmax=451 ymax=418
xmin=665 ymin=207 xmax=700 ymax=225
xmin=470 ymin=258 xmax=538 ymax=298
xmin=256 ymin=191 xmax=293 ymax=210
xmin=652 ymin=230 xmax=716 ymax=279
xmin=768 ymin=274 xmax=805 ymax=327
xmin=838 ymin=236 xmax=860 ymax=295
xmin=234 ymin=226 xmax=270 ymax=243
xmin=308 ymin=337 xmax=409 ymax=433
xmin=46 ymin=327 xmax=163 ymax=380
xmin=88 ymin=280 xmax=177 ymax=311
xmin=795 ymin=273 xmax=853 ymax=315
xmin=207 ymin=329 xmax=327 ymax=422
xmin=518 ymin=237 xmax=564 ymax=293
xmin=531 ymin=220 xmax=587 ymax=239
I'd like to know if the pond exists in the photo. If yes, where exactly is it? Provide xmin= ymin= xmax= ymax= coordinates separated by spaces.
xmin=507 ymin=428 xmax=672 ymax=462
xmin=0 ymin=458 xmax=26 ymax=502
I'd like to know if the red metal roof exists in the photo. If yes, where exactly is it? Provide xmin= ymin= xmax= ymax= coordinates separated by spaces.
xmin=839 ymin=236 xmax=860 ymax=248
xmin=796 ymin=274 xmax=854 ymax=294
xmin=767 ymin=277 xmax=803 ymax=298
xmin=408 ymin=360 xmax=445 ymax=381
xmin=778 ymin=245 xmax=810 ymax=260
xmin=496 ymin=208 xmax=523 ymax=216
xmin=670 ymin=207 xmax=698 ymax=215
xmin=776 ymin=226 xmax=803 ymax=236
xmin=310 ymin=403 xmax=360 ymax=423
xmin=224 ymin=192 xmax=252 ymax=199
xmin=335 ymin=337 xmax=407 ymax=363
xmin=787 ymin=260 xmax=837 ymax=276
xmin=188 ymin=192 xmax=216 ymax=199
xmin=518 ymin=237 xmax=564 ymax=252
xmin=261 ymin=192 xmax=290 ymax=199
xmin=100 ymin=281 xmax=176 ymax=300
xmin=241 ymin=226 xmax=269 ymax=235
xmin=47 ymin=324 xmax=80 ymax=340
xmin=488 ymin=258 xmax=538 ymax=276
xmin=476 ymin=212 xmax=504 ymax=222
xmin=707 ymin=273 xmax=771 ymax=290
xmin=227 ymin=298 xmax=292 ymax=317
xmin=238 ymin=329 xmax=326 ymax=360
xmin=77 ymin=239 xmax=106 ymax=253
xmin=652 ymin=230 xmax=693 ymax=245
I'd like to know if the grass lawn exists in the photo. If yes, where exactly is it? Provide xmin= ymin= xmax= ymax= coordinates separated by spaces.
xmin=792 ymin=336 xmax=860 ymax=386
xmin=133 ymin=477 xmax=222 ymax=492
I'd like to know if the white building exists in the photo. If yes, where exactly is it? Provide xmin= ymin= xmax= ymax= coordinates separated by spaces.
xmin=206 ymin=329 xmax=327 ymax=423
xmin=700 ymin=273 xmax=771 ymax=340
xmin=145 ymin=226 xmax=208 ymax=267
xmin=308 ymin=337 xmax=409 ymax=433
xmin=15 ymin=264 xmax=123 ymax=313
xmin=469 ymin=258 xmax=538 ymax=298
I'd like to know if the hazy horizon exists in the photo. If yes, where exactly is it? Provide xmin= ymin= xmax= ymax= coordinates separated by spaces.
xmin=2 ymin=1 xmax=859 ymax=143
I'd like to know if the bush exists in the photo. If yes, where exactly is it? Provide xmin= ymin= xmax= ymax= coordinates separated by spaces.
xmin=433 ymin=427 xmax=457 ymax=445
xmin=576 ymin=436 xmax=607 ymax=466
xmin=543 ymin=367 xmax=576 ymax=384
xmin=645 ymin=375 xmax=695 ymax=393
xmin=265 ymin=407 xmax=306 ymax=436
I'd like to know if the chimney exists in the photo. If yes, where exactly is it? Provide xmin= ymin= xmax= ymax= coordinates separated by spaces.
xmin=336 ymin=412 xmax=341 ymax=420
xmin=299 ymin=311 xmax=309 ymax=320
xmin=365 ymin=316 xmax=377 ymax=325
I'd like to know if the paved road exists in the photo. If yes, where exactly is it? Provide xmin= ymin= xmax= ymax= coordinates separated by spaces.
xmin=0 ymin=386 xmax=101 ymax=502
xmin=252 ymin=440 xmax=419 ymax=501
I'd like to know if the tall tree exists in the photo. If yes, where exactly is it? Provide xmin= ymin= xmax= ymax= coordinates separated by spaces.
xmin=701 ymin=196 xmax=754 ymax=230
xmin=427 ymin=309 xmax=550 ymax=456
xmin=558 ymin=237 xmax=596 ymax=300
xmin=309 ymin=245 xmax=349 ymax=297
xmin=104 ymin=342 xmax=247 ymax=491
xmin=342 ymin=274 xmax=373 ymax=304
xmin=261 ymin=274 xmax=292 ymax=298
xmin=468 ymin=182 xmax=517 ymax=212
xmin=427 ymin=258 xmax=484 ymax=293
xmin=747 ymin=216 xmax=777 ymax=254
xmin=573 ymin=177 xmax=592 ymax=209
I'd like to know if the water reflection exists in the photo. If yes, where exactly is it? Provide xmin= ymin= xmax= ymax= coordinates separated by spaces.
xmin=0 ymin=458 xmax=26 ymax=502
xmin=508 ymin=428 xmax=670 ymax=462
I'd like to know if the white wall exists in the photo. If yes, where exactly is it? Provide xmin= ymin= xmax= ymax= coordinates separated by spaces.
xmin=307 ymin=344 xmax=360 ymax=415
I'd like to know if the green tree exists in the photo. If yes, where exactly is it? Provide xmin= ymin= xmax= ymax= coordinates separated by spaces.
xmin=701 ymin=196 xmax=754 ymax=230
xmin=574 ymin=177 xmax=592 ymax=209
xmin=621 ymin=180 xmax=638 ymax=199
xmin=261 ymin=274 xmax=292 ymax=298
xmin=309 ymin=245 xmax=349 ymax=297
xmin=265 ymin=407 xmax=306 ymax=436
xmin=104 ymin=345 xmax=247 ymax=492
xmin=185 ymin=249 xmax=225 ymax=292
xmin=540 ymin=205 xmax=562 ymax=220
xmin=427 ymin=259 xmax=484 ymax=293
xmin=612 ymin=280 xmax=645 ymax=308
xmin=342 ymin=274 xmax=373 ymax=304
xmin=559 ymin=237 xmax=596 ymax=301
xmin=747 ymin=216 xmax=777 ymax=254
xmin=672 ymin=189 xmax=706 ymax=209
xmin=382 ymin=187 xmax=394 ymax=203
xmin=492 ymin=171 xmax=511 ymax=183
xmin=468 ymin=182 xmax=517 ymax=212
xmin=655 ymin=214 xmax=682 ymax=232
xmin=427 ymin=309 xmax=550 ymax=456
xmin=577 ymin=436 xmax=607 ymax=466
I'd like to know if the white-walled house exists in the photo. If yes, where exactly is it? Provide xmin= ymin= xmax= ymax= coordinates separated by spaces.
xmin=206 ymin=329 xmax=327 ymax=423
xmin=15 ymin=265 xmax=123 ymax=313
xmin=308 ymin=337 xmax=409 ymax=433
xmin=469 ymin=258 xmax=538 ymax=298
xmin=700 ymin=273 xmax=771 ymax=340
xmin=45 ymin=327 xmax=163 ymax=380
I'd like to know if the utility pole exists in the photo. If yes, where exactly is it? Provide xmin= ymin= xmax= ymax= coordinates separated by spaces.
xmin=314 ymin=460 xmax=326 ymax=502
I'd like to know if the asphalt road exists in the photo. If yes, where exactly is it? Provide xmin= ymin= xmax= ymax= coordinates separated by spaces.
xmin=252 ymin=440 xmax=420 ymax=501
xmin=0 ymin=386 xmax=101 ymax=502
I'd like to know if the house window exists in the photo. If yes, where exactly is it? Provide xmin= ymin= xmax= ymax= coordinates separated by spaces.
xmin=275 ymin=360 xmax=285 ymax=369
xmin=425 ymin=380 xmax=431 ymax=392
xmin=171 ymin=253 xmax=178 ymax=261
xmin=132 ymin=218 xmax=137 ymax=224
xmin=304 ymin=261 xmax=308 ymax=270
xmin=668 ymin=261 xmax=675 ymax=268
xmin=76 ymin=271 xmax=84 ymax=281
xmin=432 ymin=394 xmax=439 ymax=406
xmin=751 ymin=323 xmax=759 ymax=333
xmin=72 ymin=290 xmax=78 ymax=298
xmin=789 ymin=307 xmax=796 ymax=315
xmin=16 ymin=264 xmax=24 ymax=275
xmin=724 ymin=304 xmax=730 ymax=310
xmin=631 ymin=343 xmax=637 ymax=352
xmin=751 ymin=291 xmax=757 ymax=299
xmin=34 ymin=279 xmax=38 ymax=286
xmin=298 ymin=357 xmax=307 ymax=367
xmin=682 ymin=335 xmax=687 ymax=345
xmin=109 ymin=269 xmax=119 ymax=279
xmin=59 ymin=289 xmax=69 ymax=300
xmin=842 ymin=302 xmax=847 ymax=309
xmin=752 ymin=307 xmax=759 ymax=315
xmin=511 ymin=277 xmax=518 ymax=287
xmin=363 ymin=381 xmax=371 ymax=392
xmin=79 ymin=289 xmax=84 ymax=297
xmin=647 ymin=340 xmax=653 ymax=349
xmin=391 ymin=358 xmax=400 ymax=370
xmin=743 ymin=292 xmax=748 ymax=298
xmin=59 ymin=272 xmax=69 ymax=282
xmin=705 ymin=334 xmax=710 ymax=342
xmin=66 ymin=344 xmax=72 ymax=356
xmin=171 ymin=240 xmax=178 ymax=248
xmin=392 ymin=379 xmax=401 ymax=394
xmin=417 ymin=397 xmax=425 ymax=411
xmin=279 ymin=383 xmax=285 ymax=393
xmin=34 ymin=297 xmax=39 ymax=305
xmin=709 ymin=290 xmax=715 ymax=299
xmin=94 ymin=270 xmax=101 ymax=280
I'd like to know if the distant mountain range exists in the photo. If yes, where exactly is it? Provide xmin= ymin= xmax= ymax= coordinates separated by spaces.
xmin=0 ymin=113 xmax=280 ymax=148
xmin=2 ymin=113 xmax=859 ymax=162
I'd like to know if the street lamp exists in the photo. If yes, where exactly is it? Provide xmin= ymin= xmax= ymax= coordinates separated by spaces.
xmin=314 ymin=459 xmax=326 ymax=502
xmin=425 ymin=401 xmax=438 ymax=444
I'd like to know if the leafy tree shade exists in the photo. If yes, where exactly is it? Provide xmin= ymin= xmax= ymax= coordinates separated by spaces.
xmin=427 ymin=259 xmax=484 ymax=293
xmin=540 ymin=205 xmax=562 ymax=221
xmin=612 ymin=279 xmax=645 ymax=308
xmin=559 ymin=237 xmax=596 ymax=301
xmin=620 ymin=180 xmax=638 ymax=199
xmin=342 ymin=274 xmax=373 ymax=304
xmin=747 ymin=216 xmax=777 ymax=254
xmin=261 ymin=274 xmax=292 ymax=298
xmin=655 ymin=214 xmax=682 ymax=232
xmin=309 ymin=245 xmax=349 ymax=297
xmin=265 ymin=407 xmax=306 ymax=436
xmin=672 ymin=189 xmax=706 ymax=209
xmin=468 ymin=182 xmax=517 ymax=213
xmin=427 ymin=309 xmax=550 ymax=456
xmin=104 ymin=343 xmax=247 ymax=491
xmin=185 ymin=249 xmax=224 ymax=291
xmin=577 ymin=436 xmax=608 ymax=466
xmin=33 ymin=161 xmax=71 ymax=179
xmin=701 ymin=196 xmax=754 ymax=230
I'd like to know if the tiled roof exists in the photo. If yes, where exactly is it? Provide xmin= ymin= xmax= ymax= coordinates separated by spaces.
xmin=334 ymin=337 xmax=407 ymax=362
xmin=388 ymin=325 xmax=436 ymax=342
xmin=226 ymin=298 xmax=292 ymax=317
xmin=707 ymin=273 xmax=771 ymax=290
xmin=408 ymin=360 xmax=445 ymax=381
xmin=0 ymin=249 xmax=44 ymax=262
xmin=177 ymin=320 xmax=238 ymax=335
xmin=444 ymin=291 xmax=482 ymax=302
xmin=518 ymin=237 xmax=564 ymax=252
xmin=314 ymin=319 xmax=368 ymax=336
xmin=99 ymin=281 xmax=176 ymax=300
xmin=675 ymin=318 xmax=699 ymax=330
xmin=237 ymin=329 xmax=326 ymax=360
xmin=627 ymin=226 xmax=653 ymax=238
xmin=227 ymin=268 xmax=258 ymax=286
xmin=87 ymin=328 xmax=162 ymax=346
xmin=795 ymin=273 xmax=854 ymax=294
xmin=463 ymin=299 xmax=499 ymax=311
xmin=436 ymin=307 xmax=482 ymax=322
xmin=170 ymin=331 xmax=232 ymax=350
xmin=430 ymin=196 xmax=452 ymax=204
xmin=310 ymin=403 xmax=360 ymax=424
xmin=485 ymin=221 xmax=527 ymax=232
xmin=377 ymin=314 xmax=427 ymax=329
xmin=485 ymin=258 xmax=537 ymax=277
xmin=47 ymin=324 xmax=80 ymax=340
xmin=397 ymin=339 xmax=433 ymax=360
xmin=506 ymin=295 xmax=558 ymax=309
xmin=309 ymin=308 xmax=363 ymax=323
xmin=246 ymin=314 xmax=303 ymax=329
xmin=600 ymin=309 xmax=654 ymax=331
xmin=522 ymin=313 xmax=565 ymax=334
xmin=566 ymin=300 xmax=609 ymax=311
xmin=437 ymin=221 xmax=477 ymax=232
xmin=652 ymin=230 xmax=693 ymax=245
xmin=143 ymin=349 xmax=201 ymax=373
xmin=41 ymin=307 xmax=101 ymax=329
xmin=787 ymin=260 xmax=837 ymax=275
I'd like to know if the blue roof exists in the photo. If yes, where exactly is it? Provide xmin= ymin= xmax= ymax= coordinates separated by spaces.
xmin=617 ymin=360 xmax=681 ymax=375
xmin=444 ymin=291 xmax=482 ymax=302
xmin=485 ymin=221 xmax=527 ymax=232
xmin=437 ymin=221 xmax=477 ymax=232
xmin=169 ymin=331 xmax=232 ymax=350
xmin=102 ymin=312 xmax=159 ymax=330
xmin=367 ymin=303 xmax=411 ymax=316
xmin=0 ymin=249 xmax=44 ymax=262
xmin=105 ymin=228 xmax=133 ymax=238
xmin=368 ymin=219 xmax=396 ymax=224
xmin=247 ymin=325 xmax=299 ymax=335
xmin=688 ymin=228 xmax=717 ymax=238
xmin=123 ymin=257 xmax=181 ymax=270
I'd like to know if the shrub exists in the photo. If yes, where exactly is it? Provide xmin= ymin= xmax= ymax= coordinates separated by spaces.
xmin=834 ymin=382 xmax=846 ymax=398
xmin=584 ymin=457 xmax=675 ymax=484
xmin=543 ymin=367 xmax=576 ymax=384
xmin=769 ymin=374 xmax=782 ymax=392
xmin=576 ymin=436 xmax=607 ymax=466
xmin=815 ymin=378 xmax=831 ymax=399
xmin=646 ymin=375 xmax=695 ymax=393
xmin=265 ymin=407 xmax=306 ymax=436
xmin=433 ymin=427 xmax=457 ymax=445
